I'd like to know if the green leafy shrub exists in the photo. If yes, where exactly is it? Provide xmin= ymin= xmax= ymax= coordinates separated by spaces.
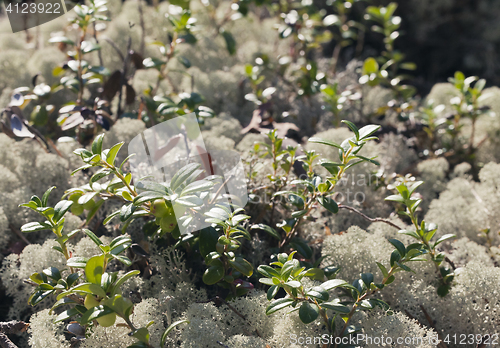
xmin=2 ymin=0 xmax=500 ymax=347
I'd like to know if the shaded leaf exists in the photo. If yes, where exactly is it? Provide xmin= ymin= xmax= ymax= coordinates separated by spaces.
xmin=220 ymin=29 xmax=236 ymax=55
xmin=265 ymin=298 xmax=294 ymax=315
xmin=298 ymin=302 xmax=319 ymax=324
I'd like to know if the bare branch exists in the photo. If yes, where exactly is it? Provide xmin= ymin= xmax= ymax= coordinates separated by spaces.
xmin=0 ymin=321 xmax=29 ymax=334
xmin=338 ymin=204 xmax=403 ymax=230
xmin=9 ymin=224 xmax=30 ymax=245
xmin=0 ymin=333 xmax=17 ymax=348
xmin=420 ymin=305 xmax=448 ymax=348
xmin=102 ymin=37 xmax=125 ymax=62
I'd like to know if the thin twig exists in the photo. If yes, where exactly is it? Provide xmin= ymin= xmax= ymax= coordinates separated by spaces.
xmin=461 ymin=180 xmax=491 ymax=220
xmin=420 ymin=305 xmax=448 ymax=348
xmin=93 ymin=22 xmax=104 ymax=67
xmin=0 ymin=333 xmax=17 ymax=348
xmin=338 ymin=204 xmax=403 ymax=230
xmin=46 ymin=138 xmax=64 ymax=158
xmin=9 ymin=224 xmax=31 ymax=245
xmin=138 ymin=0 xmax=145 ymax=56
xmin=116 ymin=38 xmax=132 ymax=119
xmin=476 ymin=134 xmax=489 ymax=149
xmin=444 ymin=256 xmax=456 ymax=270
xmin=0 ymin=321 xmax=29 ymax=348
xmin=404 ymin=310 xmax=448 ymax=348
xmin=209 ymin=175 xmax=234 ymax=205
xmin=25 ymin=122 xmax=50 ymax=152
xmin=249 ymin=184 xmax=274 ymax=193
xmin=0 ymin=321 xmax=29 ymax=334
xmin=102 ymin=37 xmax=125 ymax=62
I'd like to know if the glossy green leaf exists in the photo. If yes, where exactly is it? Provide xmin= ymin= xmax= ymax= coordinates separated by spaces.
xmin=289 ymin=238 xmax=313 ymax=259
xmin=85 ymin=254 xmax=105 ymax=285
xmin=202 ymin=259 xmax=224 ymax=285
xmin=101 ymin=294 xmax=134 ymax=318
xmin=90 ymin=169 xmax=112 ymax=188
xmin=265 ymin=298 xmax=294 ymax=315
xmin=105 ymin=142 xmax=124 ymax=165
xmin=389 ymin=239 xmax=406 ymax=257
xmin=41 ymin=186 xmax=56 ymax=207
xmin=341 ymin=120 xmax=359 ymax=140
xmin=198 ymin=227 xmax=218 ymax=257
xmin=322 ymin=300 xmax=350 ymax=313
xmin=308 ymin=137 xmax=343 ymax=151
xmin=103 ymin=210 xmax=120 ymax=225
xmin=43 ymin=267 xmax=61 ymax=281
xmin=251 ymin=224 xmax=281 ymax=240
xmin=307 ymin=286 xmax=329 ymax=301
xmin=160 ymin=320 xmax=190 ymax=348
xmin=92 ymin=133 xmax=105 ymax=155
xmin=57 ymin=283 xmax=106 ymax=300
xmin=220 ymin=29 xmax=236 ymax=55
xmin=321 ymin=279 xmax=348 ymax=291
xmin=82 ymin=229 xmax=103 ymax=246
xmin=385 ymin=195 xmax=405 ymax=203
xmin=54 ymin=307 xmax=81 ymax=323
xmin=433 ymin=234 xmax=456 ymax=248
xmin=86 ymin=199 xmax=104 ymax=225
xmin=298 ymin=302 xmax=319 ymax=324
xmin=67 ymin=257 xmax=88 ymax=268
xmin=358 ymin=124 xmax=381 ymax=140
xmin=20 ymin=221 xmax=52 ymax=233
xmin=181 ymin=180 xmax=214 ymax=196
xmin=267 ymin=285 xmax=279 ymax=300
xmin=228 ymin=257 xmax=253 ymax=277
xmin=131 ymin=327 xmax=150 ymax=344
xmin=29 ymin=289 xmax=54 ymax=306
xmin=390 ymin=249 xmax=401 ymax=267
xmin=110 ymin=270 xmax=140 ymax=296
xmin=363 ymin=57 xmax=379 ymax=74
xmin=303 ymin=268 xmax=324 ymax=281
xmin=170 ymin=163 xmax=201 ymax=192
xmin=53 ymin=200 xmax=74 ymax=222
xmin=376 ymin=262 xmax=389 ymax=277
xmin=49 ymin=297 xmax=77 ymax=314
xmin=257 ymin=265 xmax=280 ymax=279
xmin=317 ymin=196 xmax=338 ymax=214
xmin=355 ymin=155 xmax=380 ymax=166
xmin=80 ymin=305 xmax=115 ymax=325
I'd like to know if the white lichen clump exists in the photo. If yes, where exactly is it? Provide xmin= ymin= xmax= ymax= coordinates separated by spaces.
xmin=0 ymin=240 xmax=66 ymax=319
xmin=28 ymin=309 xmax=70 ymax=348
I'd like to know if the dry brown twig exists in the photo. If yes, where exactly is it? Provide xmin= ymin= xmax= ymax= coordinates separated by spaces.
xmin=8 ymin=224 xmax=30 ymax=245
xmin=420 ymin=305 xmax=448 ymax=348
xmin=337 ymin=204 xmax=404 ymax=230
xmin=0 ymin=321 xmax=29 ymax=348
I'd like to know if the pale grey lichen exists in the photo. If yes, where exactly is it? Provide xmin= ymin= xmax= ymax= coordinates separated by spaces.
xmin=0 ymin=207 xmax=11 ymax=253
xmin=416 ymin=157 xmax=449 ymax=212
xmin=28 ymin=309 xmax=70 ymax=348
xmin=356 ymin=311 xmax=439 ymax=348
xmin=0 ymin=240 xmax=66 ymax=320
xmin=425 ymin=162 xmax=500 ymax=245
